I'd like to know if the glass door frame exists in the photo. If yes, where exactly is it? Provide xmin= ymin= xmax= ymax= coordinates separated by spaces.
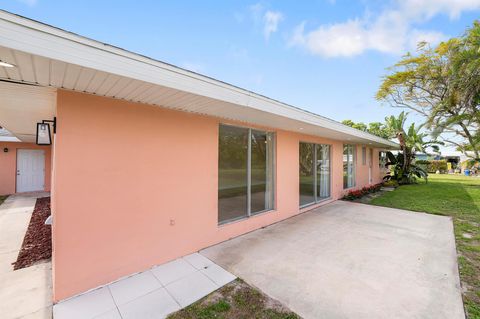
xmin=299 ymin=142 xmax=332 ymax=208
xmin=218 ymin=123 xmax=276 ymax=225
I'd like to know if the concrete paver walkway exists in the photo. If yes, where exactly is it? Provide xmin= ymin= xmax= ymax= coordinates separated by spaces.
xmin=201 ymin=200 xmax=465 ymax=319
xmin=0 ymin=192 xmax=52 ymax=319
xmin=53 ymin=253 xmax=236 ymax=319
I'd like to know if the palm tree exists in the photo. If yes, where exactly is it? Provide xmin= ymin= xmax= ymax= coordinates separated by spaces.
xmin=385 ymin=112 xmax=408 ymax=171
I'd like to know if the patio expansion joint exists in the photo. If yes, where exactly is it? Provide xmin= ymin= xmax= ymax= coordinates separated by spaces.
xmin=106 ymin=285 xmax=124 ymax=319
xmin=149 ymin=269 xmax=182 ymax=308
xmin=184 ymin=257 xmax=223 ymax=288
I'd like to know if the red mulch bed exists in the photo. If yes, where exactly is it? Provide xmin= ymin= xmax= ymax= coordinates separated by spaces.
xmin=13 ymin=197 xmax=52 ymax=270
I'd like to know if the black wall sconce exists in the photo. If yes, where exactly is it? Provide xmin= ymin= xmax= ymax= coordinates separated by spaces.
xmin=3 ymin=147 xmax=8 ymax=153
xmin=36 ymin=117 xmax=56 ymax=146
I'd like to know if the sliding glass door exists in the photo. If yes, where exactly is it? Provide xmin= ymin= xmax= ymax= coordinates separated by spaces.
xmin=299 ymin=143 xmax=315 ymax=206
xmin=218 ymin=125 xmax=248 ymax=222
xmin=299 ymin=142 xmax=331 ymax=207
xmin=251 ymin=130 xmax=275 ymax=214
xmin=343 ymin=144 xmax=356 ymax=189
xmin=218 ymin=124 xmax=275 ymax=224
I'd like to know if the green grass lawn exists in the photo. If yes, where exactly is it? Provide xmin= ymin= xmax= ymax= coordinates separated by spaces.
xmin=371 ymin=174 xmax=480 ymax=318
xmin=167 ymin=279 xmax=299 ymax=319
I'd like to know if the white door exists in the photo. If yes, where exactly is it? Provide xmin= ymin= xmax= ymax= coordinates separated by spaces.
xmin=16 ymin=149 xmax=45 ymax=193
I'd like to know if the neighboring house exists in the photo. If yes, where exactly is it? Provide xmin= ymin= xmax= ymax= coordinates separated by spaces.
xmin=0 ymin=11 xmax=397 ymax=302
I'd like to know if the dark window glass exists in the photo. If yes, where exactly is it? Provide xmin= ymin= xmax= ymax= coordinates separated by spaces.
xmin=299 ymin=143 xmax=315 ymax=206
xmin=218 ymin=125 xmax=275 ymax=224
xmin=218 ymin=125 xmax=248 ymax=223
xmin=251 ymin=130 xmax=267 ymax=213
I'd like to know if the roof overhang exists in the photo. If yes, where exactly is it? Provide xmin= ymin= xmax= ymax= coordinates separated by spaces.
xmin=0 ymin=10 xmax=398 ymax=149
xmin=0 ymin=126 xmax=20 ymax=142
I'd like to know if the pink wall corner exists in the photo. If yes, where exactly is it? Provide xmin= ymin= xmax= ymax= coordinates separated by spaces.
xmin=52 ymin=89 xmax=386 ymax=301
xmin=354 ymin=145 xmax=375 ymax=188
xmin=338 ymin=145 xmax=384 ymax=198
xmin=0 ymin=142 xmax=52 ymax=196
xmin=355 ymin=145 xmax=368 ymax=187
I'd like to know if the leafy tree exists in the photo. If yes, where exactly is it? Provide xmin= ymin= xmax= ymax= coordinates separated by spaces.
xmin=341 ymin=120 xmax=367 ymax=132
xmin=341 ymin=120 xmax=391 ymax=139
xmin=367 ymin=122 xmax=391 ymax=139
xmin=376 ymin=21 xmax=480 ymax=159
xmin=384 ymin=112 xmax=441 ymax=184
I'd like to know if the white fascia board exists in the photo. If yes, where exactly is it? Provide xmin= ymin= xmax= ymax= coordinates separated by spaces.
xmin=0 ymin=136 xmax=20 ymax=142
xmin=0 ymin=10 xmax=398 ymax=149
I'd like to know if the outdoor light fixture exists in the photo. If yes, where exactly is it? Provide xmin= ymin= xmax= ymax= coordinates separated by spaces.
xmin=36 ymin=117 xmax=56 ymax=145
xmin=36 ymin=123 xmax=51 ymax=145
xmin=3 ymin=148 xmax=8 ymax=153
xmin=0 ymin=60 xmax=15 ymax=68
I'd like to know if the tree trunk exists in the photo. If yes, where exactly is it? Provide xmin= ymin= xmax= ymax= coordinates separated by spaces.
xmin=397 ymin=132 xmax=408 ymax=172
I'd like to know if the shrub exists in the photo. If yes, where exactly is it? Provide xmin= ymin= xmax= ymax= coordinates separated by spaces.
xmin=415 ymin=160 xmax=431 ymax=164
xmin=343 ymin=183 xmax=383 ymax=200
xmin=415 ymin=160 xmax=431 ymax=172
xmin=383 ymin=180 xmax=399 ymax=188
xmin=412 ymin=159 xmax=448 ymax=173
xmin=429 ymin=160 xmax=448 ymax=173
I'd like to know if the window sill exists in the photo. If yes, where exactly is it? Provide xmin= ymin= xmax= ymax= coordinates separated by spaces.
xmin=300 ymin=197 xmax=332 ymax=210
xmin=218 ymin=209 xmax=277 ymax=227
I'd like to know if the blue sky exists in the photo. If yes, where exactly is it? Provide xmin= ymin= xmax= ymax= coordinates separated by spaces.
xmin=1 ymin=0 xmax=480 ymax=128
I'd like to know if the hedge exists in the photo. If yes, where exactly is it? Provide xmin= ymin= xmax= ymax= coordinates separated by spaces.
xmin=415 ymin=160 xmax=448 ymax=173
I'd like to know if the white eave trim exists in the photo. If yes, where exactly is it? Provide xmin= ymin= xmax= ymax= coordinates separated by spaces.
xmin=0 ymin=10 xmax=398 ymax=149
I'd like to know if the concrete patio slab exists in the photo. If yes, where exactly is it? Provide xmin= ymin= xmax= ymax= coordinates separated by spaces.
xmin=201 ymin=200 xmax=465 ymax=319
xmin=53 ymin=253 xmax=236 ymax=319
xmin=0 ymin=192 xmax=52 ymax=319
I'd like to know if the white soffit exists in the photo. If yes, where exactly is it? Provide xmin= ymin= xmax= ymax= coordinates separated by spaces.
xmin=0 ymin=10 xmax=397 ymax=148
xmin=0 ymin=126 xmax=20 ymax=142
xmin=0 ymin=81 xmax=56 ymax=143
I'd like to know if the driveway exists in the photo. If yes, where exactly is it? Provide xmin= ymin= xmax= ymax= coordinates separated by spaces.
xmin=0 ymin=193 xmax=52 ymax=319
xmin=201 ymin=201 xmax=465 ymax=319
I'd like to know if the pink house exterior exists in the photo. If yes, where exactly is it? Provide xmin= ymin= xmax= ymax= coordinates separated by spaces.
xmin=0 ymin=11 xmax=397 ymax=302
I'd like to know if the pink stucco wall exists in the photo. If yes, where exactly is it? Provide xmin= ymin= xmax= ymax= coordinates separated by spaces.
xmin=52 ymin=90 xmax=384 ymax=301
xmin=0 ymin=142 xmax=51 ymax=196
xmin=354 ymin=145 xmax=384 ymax=189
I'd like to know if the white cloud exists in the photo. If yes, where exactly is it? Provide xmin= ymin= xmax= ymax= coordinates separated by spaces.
xmin=263 ymin=11 xmax=284 ymax=40
xmin=401 ymin=0 xmax=480 ymax=20
xmin=290 ymin=0 xmax=480 ymax=58
xmin=248 ymin=3 xmax=284 ymax=40
xmin=291 ymin=19 xmax=366 ymax=57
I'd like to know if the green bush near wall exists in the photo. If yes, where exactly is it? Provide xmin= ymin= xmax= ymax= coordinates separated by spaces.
xmin=415 ymin=160 xmax=430 ymax=173
xmin=415 ymin=160 xmax=448 ymax=173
